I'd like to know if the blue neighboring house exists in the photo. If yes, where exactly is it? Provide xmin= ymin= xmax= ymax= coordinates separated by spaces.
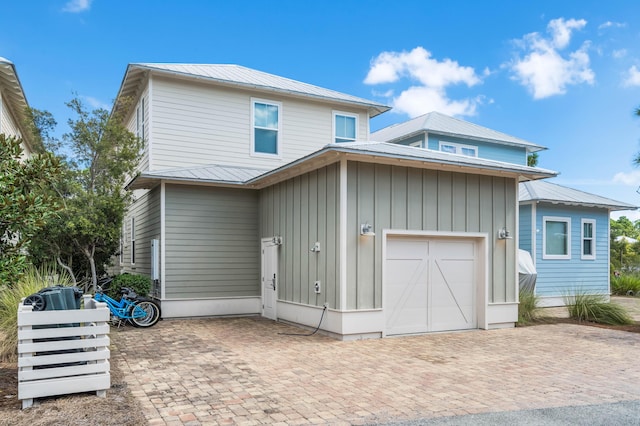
xmin=372 ymin=111 xmax=637 ymax=308
xmin=519 ymin=180 xmax=636 ymax=306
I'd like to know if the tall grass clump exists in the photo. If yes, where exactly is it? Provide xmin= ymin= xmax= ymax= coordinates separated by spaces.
xmin=518 ymin=289 xmax=540 ymax=324
xmin=610 ymin=274 xmax=640 ymax=296
xmin=0 ymin=265 xmax=73 ymax=361
xmin=564 ymin=291 xmax=633 ymax=325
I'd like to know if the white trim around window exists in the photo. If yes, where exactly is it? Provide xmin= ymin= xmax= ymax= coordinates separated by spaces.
xmin=543 ymin=216 xmax=571 ymax=260
xmin=130 ymin=217 xmax=136 ymax=265
xmin=439 ymin=141 xmax=478 ymax=157
xmin=333 ymin=111 xmax=358 ymax=143
xmin=251 ymin=98 xmax=282 ymax=157
xmin=581 ymin=218 xmax=596 ymax=260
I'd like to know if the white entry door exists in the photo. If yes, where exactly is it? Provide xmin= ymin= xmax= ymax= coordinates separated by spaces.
xmin=385 ymin=236 xmax=478 ymax=335
xmin=261 ymin=239 xmax=278 ymax=320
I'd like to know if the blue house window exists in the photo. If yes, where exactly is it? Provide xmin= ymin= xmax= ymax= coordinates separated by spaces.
xmin=543 ymin=216 xmax=570 ymax=260
xmin=581 ymin=219 xmax=596 ymax=260
xmin=333 ymin=112 xmax=357 ymax=143
xmin=439 ymin=141 xmax=477 ymax=157
xmin=252 ymin=99 xmax=281 ymax=155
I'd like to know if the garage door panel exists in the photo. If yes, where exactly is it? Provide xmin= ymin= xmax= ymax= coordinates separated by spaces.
xmin=385 ymin=236 xmax=478 ymax=335
xmin=385 ymin=257 xmax=429 ymax=335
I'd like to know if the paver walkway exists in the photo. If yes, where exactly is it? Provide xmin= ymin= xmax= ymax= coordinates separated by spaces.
xmin=112 ymin=306 xmax=640 ymax=425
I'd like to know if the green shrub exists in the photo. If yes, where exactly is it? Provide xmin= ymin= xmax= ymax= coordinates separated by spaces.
xmin=518 ymin=289 xmax=540 ymax=325
xmin=611 ymin=274 xmax=640 ymax=296
xmin=564 ymin=291 xmax=633 ymax=325
xmin=105 ymin=273 xmax=151 ymax=300
xmin=0 ymin=265 xmax=73 ymax=361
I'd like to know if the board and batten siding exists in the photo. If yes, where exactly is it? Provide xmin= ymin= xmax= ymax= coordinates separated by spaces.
xmin=347 ymin=162 xmax=517 ymax=309
xmin=534 ymin=204 xmax=610 ymax=297
xmin=121 ymin=187 xmax=161 ymax=276
xmin=164 ymin=184 xmax=260 ymax=298
xmin=149 ymin=76 xmax=369 ymax=171
xmin=259 ymin=164 xmax=341 ymax=309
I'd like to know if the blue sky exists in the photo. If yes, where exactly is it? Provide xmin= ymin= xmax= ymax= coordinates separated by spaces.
xmin=2 ymin=1 xmax=640 ymax=218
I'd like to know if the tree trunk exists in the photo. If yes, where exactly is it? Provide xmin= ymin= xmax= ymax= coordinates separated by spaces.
xmin=56 ymin=257 xmax=78 ymax=285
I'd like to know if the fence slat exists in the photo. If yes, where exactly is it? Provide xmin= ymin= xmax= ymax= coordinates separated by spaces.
xmin=18 ymin=373 xmax=110 ymax=400
xmin=18 ymin=324 xmax=109 ymax=340
xmin=19 ymin=361 xmax=110 ymax=381
xmin=18 ymin=336 xmax=110 ymax=354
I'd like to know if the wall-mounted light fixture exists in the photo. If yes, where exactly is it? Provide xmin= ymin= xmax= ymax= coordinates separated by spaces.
xmin=497 ymin=227 xmax=512 ymax=240
xmin=310 ymin=241 xmax=321 ymax=252
xmin=360 ymin=223 xmax=375 ymax=237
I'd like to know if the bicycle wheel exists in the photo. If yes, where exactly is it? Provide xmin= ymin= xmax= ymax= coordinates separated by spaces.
xmin=129 ymin=300 xmax=161 ymax=327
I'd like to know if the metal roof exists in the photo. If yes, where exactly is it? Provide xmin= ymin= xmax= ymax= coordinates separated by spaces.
xmin=371 ymin=111 xmax=546 ymax=153
xmin=115 ymin=63 xmax=390 ymax=118
xmin=519 ymin=180 xmax=637 ymax=211
xmin=127 ymin=141 xmax=557 ymax=190
xmin=0 ymin=57 xmax=32 ymax=150
xmin=127 ymin=163 xmax=270 ymax=190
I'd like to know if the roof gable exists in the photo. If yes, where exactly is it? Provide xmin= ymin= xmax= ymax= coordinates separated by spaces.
xmin=371 ymin=111 xmax=546 ymax=152
xmin=0 ymin=57 xmax=32 ymax=151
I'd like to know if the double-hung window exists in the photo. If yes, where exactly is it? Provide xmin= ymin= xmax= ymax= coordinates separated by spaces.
xmin=543 ymin=216 xmax=571 ymax=259
xmin=439 ymin=141 xmax=477 ymax=157
xmin=581 ymin=219 xmax=596 ymax=260
xmin=333 ymin=112 xmax=357 ymax=143
xmin=252 ymin=99 xmax=281 ymax=155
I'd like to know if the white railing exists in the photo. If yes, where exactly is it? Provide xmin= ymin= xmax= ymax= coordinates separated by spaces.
xmin=17 ymin=295 xmax=110 ymax=409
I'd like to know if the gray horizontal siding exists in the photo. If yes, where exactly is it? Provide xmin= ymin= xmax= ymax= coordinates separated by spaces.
xmin=347 ymin=161 xmax=517 ymax=309
xmin=259 ymin=164 xmax=341 ymax=309
xmin=165 ymin=184 xmax=260 ymax=298
xmin=121 ymin=187 xmax=161 ymax=277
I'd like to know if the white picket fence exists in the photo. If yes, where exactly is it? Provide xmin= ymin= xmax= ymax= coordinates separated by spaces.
xmin=17 ymin=295 xmax=111 ymax=409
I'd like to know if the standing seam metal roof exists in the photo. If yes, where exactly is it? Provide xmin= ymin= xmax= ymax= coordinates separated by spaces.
xmin=119 ymin=63 xmax=390 ymax=117
xmin=371 ymin=111 xmax=546 ymax=152
xmin=519 ymin=180 xmax=636 ymax=210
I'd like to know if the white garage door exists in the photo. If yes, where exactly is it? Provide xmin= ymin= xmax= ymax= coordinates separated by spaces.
xmin=385 ymin=236 xmax=478 ymax=335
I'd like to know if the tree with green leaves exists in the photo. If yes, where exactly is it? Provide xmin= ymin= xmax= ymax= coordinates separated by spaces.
xmin=0 ymin=134 xmax=62 ymax=286
xmin=527 ymin=152 xmax=539 ymax=167
xmin=30 ymin=97 xmax=141 ymax=292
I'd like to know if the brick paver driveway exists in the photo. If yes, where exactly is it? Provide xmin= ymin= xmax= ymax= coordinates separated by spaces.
xmin=112 ymin=316 xmax=640 ymax=425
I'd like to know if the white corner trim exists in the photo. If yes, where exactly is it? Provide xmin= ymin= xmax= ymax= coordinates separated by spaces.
xmin=339 ymin=158 xmax=348 ymax=311
xmin=160 ymin=181 xmax=166 ymax=300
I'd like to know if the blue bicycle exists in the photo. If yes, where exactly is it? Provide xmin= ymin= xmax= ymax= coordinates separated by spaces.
xmin=94 ymin=278 xmax=161 ymax=327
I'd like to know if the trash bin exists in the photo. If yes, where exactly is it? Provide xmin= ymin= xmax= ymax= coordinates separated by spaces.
xmin=23 ymin=286 xmax=85 ymax=368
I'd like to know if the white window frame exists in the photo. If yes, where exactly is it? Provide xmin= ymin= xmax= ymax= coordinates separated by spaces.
xmin=119 ymin=222 xmax=125 ymax=265
xmin=439 ymin=141 xmax=478 ymax=157
xmin=581 ymin=219 xmax=596 ymax=260
xmin=543 ymin=216 xmax=571 ymax=260
xmin=130 ymin=217 xmax=136 ymax=265
xmin=251 ymin=98 xmax=282 ymax=157
xmin=332 ymin=111 xmax=358 ymax=143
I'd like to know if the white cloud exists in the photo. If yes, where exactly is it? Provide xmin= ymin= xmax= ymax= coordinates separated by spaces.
xmin=364 ymin=46 xmax=482 ymax=118
xmin=623 ymin=65 xmax=640 ymax=87
xmin=509 ymin=18 xmax=594 ymax=99
xmin=82 ymin=95 xmax=110 ymax=110
xmin=598 ymin=21 xmax=626 ymax=30
xmin=612 ymin=49 xmax=627 ymax=59
xmin=613 ymin=170 xmax=640 ymax=186
xmin=62 ymin=0 xmax=92 ymax=13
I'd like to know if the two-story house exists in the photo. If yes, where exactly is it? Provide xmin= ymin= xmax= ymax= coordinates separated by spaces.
xmin=116 ymin=64 xmax=555 ymax=339
xmin=0 ymin=57 xmax=34 ymax=157
xmin=371 ymin=111 xmax=636 ymax=309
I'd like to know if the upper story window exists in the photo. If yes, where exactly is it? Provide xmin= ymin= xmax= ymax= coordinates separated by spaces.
xmin=543 ymin=216 xmax=571 ymax=260
xmin=439 ymin=141 xmax=477 ymax=157
xmin=581 ymin=219 xmax=596 ymax=260
xmin=136 ymin=98 xmax=145 ymax=141
xmin=333 ymin=112 xmax=357 ymax=143
xmin=252 ymin=98 xmax=281 ymax=156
